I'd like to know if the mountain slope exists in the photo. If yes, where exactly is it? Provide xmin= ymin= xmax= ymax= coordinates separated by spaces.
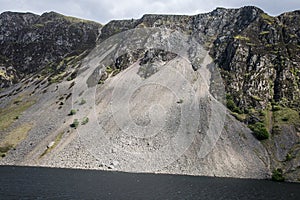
xmin=0 ymin=11 xmax=101 ymax=87
xmin=0 ymin=7 xmax=299 ymax=182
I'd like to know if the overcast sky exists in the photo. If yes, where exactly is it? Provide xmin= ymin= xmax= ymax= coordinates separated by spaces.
xmin=0 ymin=0 xmax=300 ymax=24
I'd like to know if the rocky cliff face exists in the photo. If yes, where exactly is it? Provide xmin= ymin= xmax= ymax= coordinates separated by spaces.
xmin=0 ymin=11 xmax=101 ymax=87
xmin=98 ymin=7 xmax=300 ymax=181
xmin=0 ymin=7 xmax=299 ymax=182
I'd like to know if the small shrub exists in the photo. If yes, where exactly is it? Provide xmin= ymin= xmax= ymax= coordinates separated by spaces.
xmin=98 ymin=80 xmax=105 ymax=85
xmin=177 ymin=99 xmax=183 ymax=104
xmin=226 ymin=98 xmax=235 ymax=110
xmin=0 ymin=144 xmax=13 ymax=154
xmin=272 ymin=168 xmax=285 ymax=182
xmin=248 ymin=122 xmax=269 ymax=140
xmin=79 ymin=99 xmax=86 ymax=105
xmin=68 ymin=81 xmax=75 ymax=89
xmin=105 ymin=66 xmax=113 ymax=73
xmin=272 ymin=125 xmax=281 ymax=134
xmin=285 ymin=153 xmax=292 ymax=161
xmin=81 ymin=117 xmax=89 ymax=125
xmin=69 ymin=109 xmax=76 ymax=116
xmin=272 ymin=105 xmax=281 ymax=111
xmin=70 ymin=119 xmax=79 ymax=129
xmin=233 ymin=106 xmax=243 ymax=114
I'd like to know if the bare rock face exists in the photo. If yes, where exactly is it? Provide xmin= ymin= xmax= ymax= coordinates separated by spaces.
xmin=0 ymin=7 xmax=299 ymax=182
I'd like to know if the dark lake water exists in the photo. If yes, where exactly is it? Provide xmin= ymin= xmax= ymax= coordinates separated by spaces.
xmin=0 ymin=166 xmax=299 ymax=200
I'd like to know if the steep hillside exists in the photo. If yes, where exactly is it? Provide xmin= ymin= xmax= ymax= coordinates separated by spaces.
xmin=0 ymin=7 xmax=299 ymax=182
xmin=0 ymin=11 xmax=101 ymax=88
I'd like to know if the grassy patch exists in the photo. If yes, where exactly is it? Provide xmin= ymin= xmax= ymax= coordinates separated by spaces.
xmin=0 ymin=96 xmax=35 ymax=131
xmin=251 ymin=95 xmax=263 ymax=101
xmin=273 ymin=107 xmax=300 ymax=125
xmin=261 ymin=13 xmax=275 ymax=25
xmin=0 ymin=69 xmax=13 ymax=80
xmin=40 ymin=131 xmax=64 ymax=158
xmin=105 ymin=66 xmax=113 ymax=74
xmin=231 ymin=112 xmax=247 ymax=122
xmin=259 ymin=31 xmax=270 ymax=35
xmin=234 ymin=35 xmax=250 ymax=41
xmin=98 ymin=80 xmax=105 ymax=85
xmin=263 ymin=109 xmax=272 ymax=132
xmin=0 ymin=123 xmax=33 ymax=157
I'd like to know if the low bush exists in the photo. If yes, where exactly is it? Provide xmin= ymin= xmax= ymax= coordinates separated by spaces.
xmin=272 ymin=168 xmax=285 ymax=182
xmin=70 ymin=119 xmax=79 ymax=129
xmin=69 ymin=109 xmax=76 ymax=116
xmin=81 ymin=117 xmax=89 ymax=125
xmin=248 ymin=122 xmax=269 ymax=140
xmin=79 ymin=99 xmax=86 ymax=105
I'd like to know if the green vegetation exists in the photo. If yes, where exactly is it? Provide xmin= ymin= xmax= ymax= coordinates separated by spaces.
xmin=0 ymin=96 xmax=35 ymax=131
xmin=70 ymin=119 xmax=79 ymax=129
xmin=259 ymin=31 xmax=270 ymax=35
xmin=234 ymin=35 xmax=250 ymax=41
xmin=285 ymin=153 xmax=292 ymax=161
xmin=272 ymin=105 xmax=281 ymax=111
xmin=0 ymin=144 xmax=13 ymax=157
xmin=63 ymin=15 xmax=96 ymax=24
xmin=81 ymin=117 xmax=89 ymax=125
xmin=177 ymin=99 xmax=184 ymax=104
xmin=112 ymin=69 xmax=120 ymax=76
xmin=261 ymin=13 xmax=275 ymax=25
xmin=40 ymin=131 xmax=64 ymax=157
xmin=79 ymin=99 xmax=86 ymax=105
xmin=98 ymin=80 xmax=105 ymax=85
xmin=69 ymin=109 xmax=77 ymax=116
xmin=231 ymin=112 xmax=247 ymax=122
xmin=226 ymin=94 xmax=242 ymax=114
xmin=105 ymin=66 xmax=113 ymax=73
xmin=251 ymin=95 xmax=263 ymax=101
xmin=0 ymin=123 xmax=33 ymax=157
xmin=248 ymin=122 xmax=269 ymax=140
xmin=273 ymin=107 xmax=300 ymax=125
xmin=0 ymin=69 xmax=13 ymax=80
xmin=272 ymin=168 xmax=285 ymax=182
xmin=32 ymin=23 xmax=45 ymax=28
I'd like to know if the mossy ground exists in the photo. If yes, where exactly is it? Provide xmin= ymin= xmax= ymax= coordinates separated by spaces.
xmin=0 ymin=123 xmax=33 ymax=157
xmin=40 ymin=131 xmax=64 ymax=158
xmin=273 ymin=107 xmax=300 ymax=126
xmin=0 ymin=96 xmax=35 ymax=132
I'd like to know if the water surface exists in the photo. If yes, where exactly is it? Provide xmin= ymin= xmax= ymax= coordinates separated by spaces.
xmin=0 ymin=166 xmax=299 ymax=199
